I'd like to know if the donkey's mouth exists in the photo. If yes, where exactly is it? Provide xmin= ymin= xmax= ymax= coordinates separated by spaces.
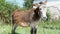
xmin=41 ymin=17 xmax=47 ymax=21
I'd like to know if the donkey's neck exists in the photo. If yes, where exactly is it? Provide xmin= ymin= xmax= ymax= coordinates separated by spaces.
xmin=32 ymin=7 xmax=41 ymax=21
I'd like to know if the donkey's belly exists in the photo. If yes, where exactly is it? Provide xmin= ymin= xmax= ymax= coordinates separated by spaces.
xmin=16 ymin=21 xmax=30 ymax=27
xmin=16 ymin=21 xmax=38 ymax=27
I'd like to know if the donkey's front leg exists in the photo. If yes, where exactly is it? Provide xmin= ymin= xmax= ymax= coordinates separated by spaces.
xmin=30 ymin=27 xmax=33 ymax=34
xmin=33 ymin=27 xmax=37 ymax=34
xmin=30 ymin=23 xmax=37 ymax=34
xmin=30 ymin=27 xmax=37 ymax=34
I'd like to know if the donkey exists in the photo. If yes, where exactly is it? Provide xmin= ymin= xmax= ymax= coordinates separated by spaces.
xmin=11 ymin=0 xmax=47 ymax=34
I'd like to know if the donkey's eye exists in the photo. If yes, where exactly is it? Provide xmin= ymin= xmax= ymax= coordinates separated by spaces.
xmin=39 ymin=8 xmax=42 ymax=10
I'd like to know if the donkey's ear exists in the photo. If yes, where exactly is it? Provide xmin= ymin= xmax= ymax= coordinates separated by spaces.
xmin=44 ymin=0 xmax=47 ymax=4
xmin=33 ymin=6 xmax=37 ymax=10
xmin=33 ymin=3 xmax=38 ymax=10
xmin=39 ymin=0 xmax=47 ymax=4
xmin=33 ymin=3 xmax=39 ymax=6
xmin=33 ymin=4 xmax=35 ymax=6
xmin=39 ymin=2 xmax=43 ymax=4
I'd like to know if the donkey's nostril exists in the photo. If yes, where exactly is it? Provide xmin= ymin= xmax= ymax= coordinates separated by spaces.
xmin=43 ymin=17 xmax=47 ymax=19
xmin=41 ymin=17 xmax=47 ymax=20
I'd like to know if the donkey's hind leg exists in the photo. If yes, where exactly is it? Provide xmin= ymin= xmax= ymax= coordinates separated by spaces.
xmin=11 ymin=24 xmax=17 ymax=34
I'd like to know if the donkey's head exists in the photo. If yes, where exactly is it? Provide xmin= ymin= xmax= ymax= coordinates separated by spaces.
xmin=33 ymin=0 xmax=47 ymax=20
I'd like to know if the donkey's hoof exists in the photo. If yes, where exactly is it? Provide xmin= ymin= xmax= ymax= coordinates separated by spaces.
xmin=11 ymin=32 xmax=15 ymax=34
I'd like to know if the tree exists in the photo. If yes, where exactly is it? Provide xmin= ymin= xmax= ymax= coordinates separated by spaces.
xmin=23 ymin=0 xmax=34 ymax=9
xmin=0 ymin=0 xmax=19 ymax=24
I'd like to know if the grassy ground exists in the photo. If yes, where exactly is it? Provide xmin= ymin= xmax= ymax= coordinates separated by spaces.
xmin=0 ymin=20 xmax=60 ymax=34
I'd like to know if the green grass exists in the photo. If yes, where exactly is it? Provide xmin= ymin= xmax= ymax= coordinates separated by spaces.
xmin=0 ymin=20 xmax=60 ymax=34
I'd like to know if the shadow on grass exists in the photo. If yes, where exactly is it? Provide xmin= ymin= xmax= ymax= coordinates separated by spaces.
xmin=8 ymin=32 xmax=20 ymax=34
xmin=43 ymin=26 xmax=60 ymax=30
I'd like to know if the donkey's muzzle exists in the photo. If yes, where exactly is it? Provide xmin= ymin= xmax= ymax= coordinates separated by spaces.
xmin=41 ymin=16 xmax=47 ymax=21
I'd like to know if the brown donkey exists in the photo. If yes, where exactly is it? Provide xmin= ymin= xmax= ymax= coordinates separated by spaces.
xmin=11 ymin=0 xmax=47 ymax=34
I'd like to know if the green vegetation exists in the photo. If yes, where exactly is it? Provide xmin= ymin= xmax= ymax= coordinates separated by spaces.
xmin=0 ymin=0 xmax=19 ymax=24
xmin=0 ymin=20 xmax=60 ymax=34
xmin=23 ymin=0 xmax=34 ymax=9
